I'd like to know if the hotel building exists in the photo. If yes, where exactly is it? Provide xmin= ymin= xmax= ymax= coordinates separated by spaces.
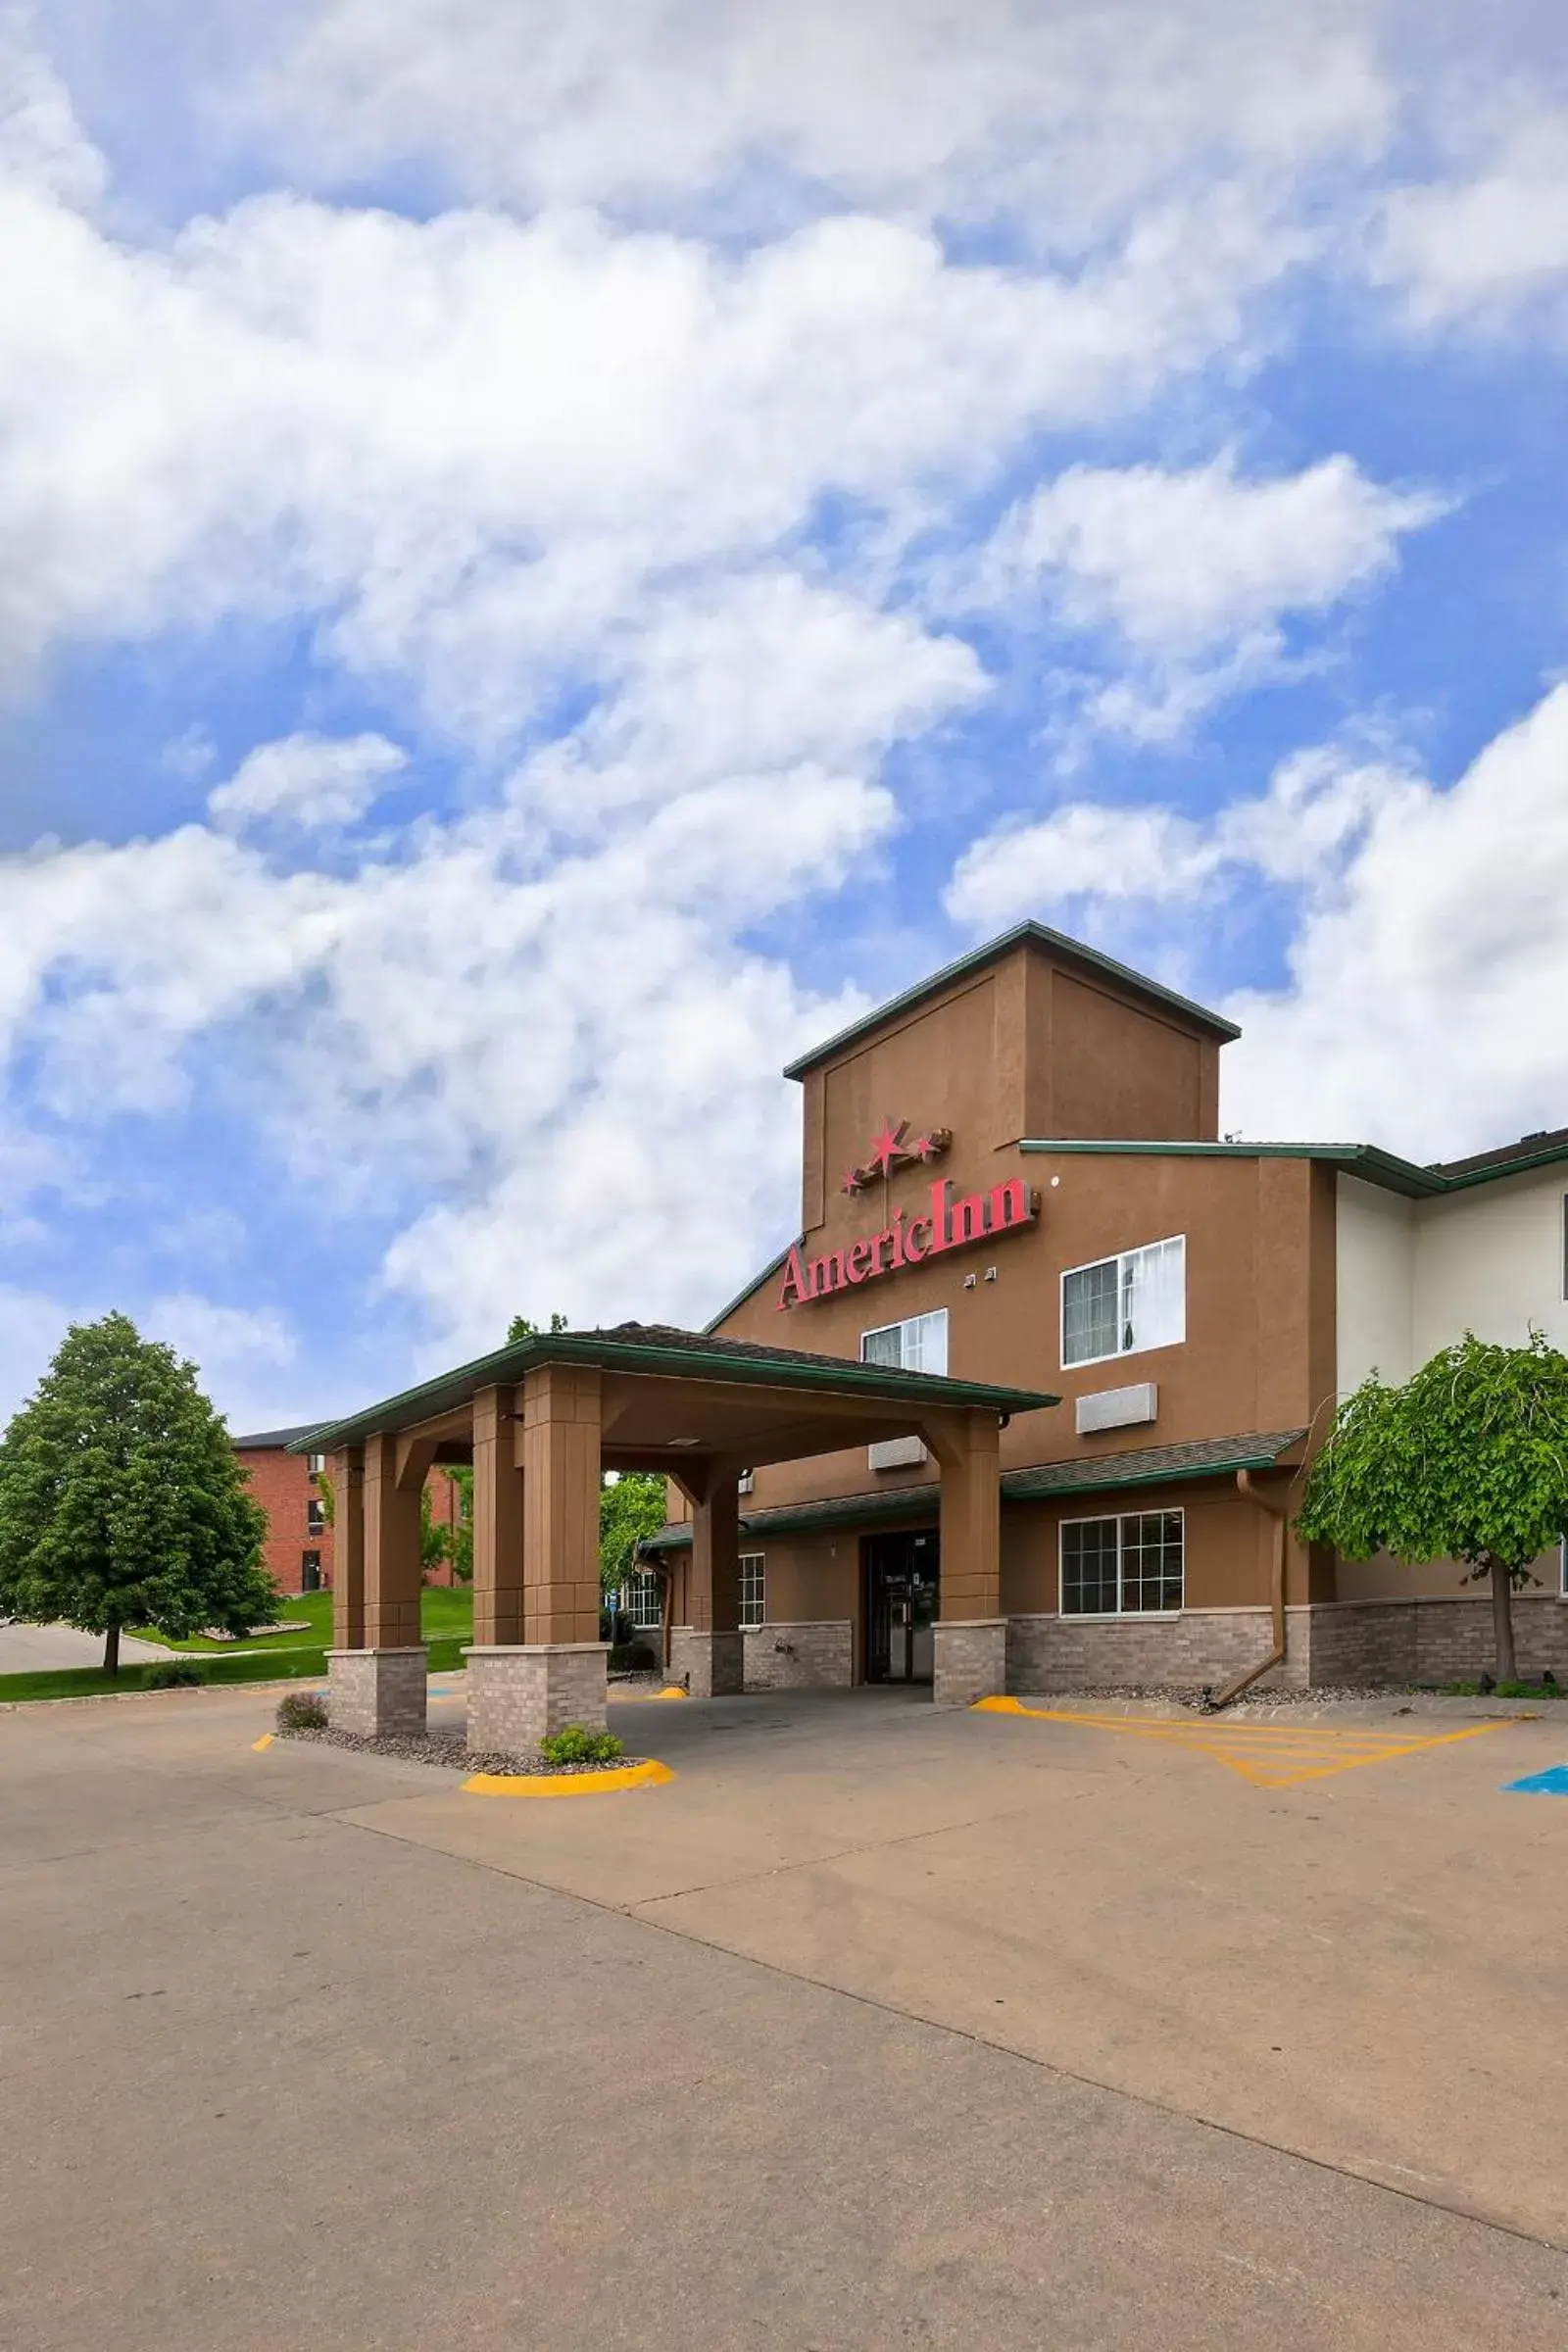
xmin=641 ymin=922 xmax=1568 ymax=1693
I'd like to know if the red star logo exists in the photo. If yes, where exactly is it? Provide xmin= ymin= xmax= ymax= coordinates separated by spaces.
xmin=841 ymin=1166 xmax=865 ymax=1196
xmin=867 ymin=1117 xmax=907 ymax=1179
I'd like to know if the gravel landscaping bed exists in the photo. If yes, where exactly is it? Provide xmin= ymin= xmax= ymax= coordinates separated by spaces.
xmin=278 ymin=1726 xmax=647 ymax=1775
xmin=1033 ymin=1682 xmax=1434 ymax=1711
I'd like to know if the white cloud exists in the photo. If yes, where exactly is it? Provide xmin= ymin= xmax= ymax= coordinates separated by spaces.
xmin=1224 ymin=688 xmax=1568 ymax=1154
xmin=0 ymin=1281 xmax=306 ymax=1436
xmin=208 ymin=733 xmax=409 ymax=832
xmin=0 ymin=162 xmax=1303 ymax=736
xmin=251 ymin=0 xmax=1390 ymax=236
xmin=949 ymin=686 xmax=1568 ymax=1161
xmin=0 ymin=18 xmax=104 ymax=208
xmin=145 ymin=1292 xmax=296 ymax=1379
xmin=1373 ymin=113 xmax=1568 ymax=330
xmin=945 ymin=742 xmax=1406 ymax=931
xmin=942 ymin=453 xmax=1445 ymax=745
xmin=973 ymin=455 xmax=1442 ymax=655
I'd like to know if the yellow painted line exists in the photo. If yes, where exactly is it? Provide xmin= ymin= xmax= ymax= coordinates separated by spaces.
xmin=463 ymin=1759 xmax=674 ymax=1798
xmin=973 ymin=1695 xmax=1503 ymax=1788
xmin=250 ymin=1733 xmax=273 ymax=1752
xmin=610 ymin=1686 xmax=689 ymax=1704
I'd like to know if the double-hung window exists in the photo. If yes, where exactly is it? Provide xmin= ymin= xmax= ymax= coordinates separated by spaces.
xmin=624 ymin=1571 xmax=663 ymax=1632
xmin=860 ymin=1306 xmax=949 ymax=1375
xmin=1060 ymin=1511 xmax=1184 ymax=1616
xmin=739 ymin=1552 xmax=765 ymax=1628
xmin=1061 ymin=1236 xmax=1185 ymax=1368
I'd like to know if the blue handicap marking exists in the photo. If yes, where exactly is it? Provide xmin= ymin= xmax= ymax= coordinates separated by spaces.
xmin=1503 ymin=1764 xmax=1568 ymax=1795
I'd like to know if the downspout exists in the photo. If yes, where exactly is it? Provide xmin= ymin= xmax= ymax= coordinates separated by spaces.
xmin=1203 ymin=1469 xmax=1290 ymax=1711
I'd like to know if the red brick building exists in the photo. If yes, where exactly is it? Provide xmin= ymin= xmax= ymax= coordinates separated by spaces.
xmin=235 ymin=1426 xmax=469 ymax=1596
xmin=233 ymin=1426 xmax=334 ymax=1596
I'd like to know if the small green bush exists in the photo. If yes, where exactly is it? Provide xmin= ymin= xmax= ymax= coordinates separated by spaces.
xmin=143 ymin=1656 xmax=208 ymax=1690
xmin=275 ymin=1690 xmax=329 ymax=1731
xmin=539 ymin=1723 xmax=624 ymax=1767
xmin=609 ymin=1641 xmax=658 ymax=1674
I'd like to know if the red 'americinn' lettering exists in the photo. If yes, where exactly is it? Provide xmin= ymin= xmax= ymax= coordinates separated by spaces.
xmin=776 ymin=1177 xmax=1038 ymax=1310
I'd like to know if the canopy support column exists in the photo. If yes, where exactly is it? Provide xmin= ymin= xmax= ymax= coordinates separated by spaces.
xmin=328 ymin=1430 xmax=426 ymax=1737
xmin=921 ymin=1409 xmax=1005 ymax=1707
xmin=671 ymin=1459 xmax=745 ymax=1696
xmin=467 ymin=1365 xmax=608 ymax=1751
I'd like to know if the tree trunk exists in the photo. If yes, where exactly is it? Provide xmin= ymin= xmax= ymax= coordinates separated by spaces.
xmin=103 ymin=1623 xmax=121 ymax=1678
xmin=1489 ymin=1561 xmax=1518 ymax=1685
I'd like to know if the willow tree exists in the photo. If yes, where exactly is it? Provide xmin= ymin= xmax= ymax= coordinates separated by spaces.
xmin=1297 ymin=1330 xmax=1568 ymax=1683
xmin=0 ymin=1313 xmax=274 ymax=1674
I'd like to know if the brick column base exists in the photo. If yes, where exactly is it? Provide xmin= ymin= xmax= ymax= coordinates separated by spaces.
xmin=669 ymin=1628 xmax=746 ymax=1697
xmin=326 ymin=1647 xmax=428 ymax=1738
xmin=464 ymin=1643 xmax=609 ymax=1753
xmin=933 ymin=1619 xmax=1005 ymax=1708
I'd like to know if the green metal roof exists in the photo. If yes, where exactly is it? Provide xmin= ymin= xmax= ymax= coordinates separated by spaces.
xmin=1018 ymin=1136 xmax=1568 ymax=1200
xmin=640 ymin=1428 xmax=1305 ymax=1550
xmin=782 ymin=920 xmax=1240 ymax=1080
xmin=290 ymin=1321 xmax=1060 ymax=1453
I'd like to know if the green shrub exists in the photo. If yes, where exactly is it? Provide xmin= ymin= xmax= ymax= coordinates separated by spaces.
xmin=609 ymin=1641 xmax=658 ymax=1674
xmin=539 ymin=1723 xmax=624 ymax=1767
xmin=143 ymin=1656 xmax=208 ymax=1690
xmin=275 ymin=1690 xmax=329 ymax=1731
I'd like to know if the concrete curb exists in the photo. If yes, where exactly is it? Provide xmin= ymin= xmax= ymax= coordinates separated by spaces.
xmin=463 ymin=1759 xmax=675 ymax=1797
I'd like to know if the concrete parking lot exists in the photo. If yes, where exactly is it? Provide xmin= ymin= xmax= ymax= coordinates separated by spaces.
xmin=2 ymin=1680 xmax=1565 ymax=2350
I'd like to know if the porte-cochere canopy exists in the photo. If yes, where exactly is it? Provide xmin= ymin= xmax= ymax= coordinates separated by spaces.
xmin=294 ymin=1322 xmax=1059 ymax=1742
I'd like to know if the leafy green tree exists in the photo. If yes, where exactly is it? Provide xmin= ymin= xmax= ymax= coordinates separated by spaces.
xmin=419 ymin=1481 xmax=456 ymax=1575
xmin=1297 ymin=1330 xmax=1568 ymax=1683
xmin=508 ymin=1311 xmax=568 ymax=1343
xmin=442 ymin=1467 xmax=473 ymax=1582
xmin=0 ymin=1313 xmax=275 ymax=1675
xmin=600 ymin=1471 xmax=669 ymax=1601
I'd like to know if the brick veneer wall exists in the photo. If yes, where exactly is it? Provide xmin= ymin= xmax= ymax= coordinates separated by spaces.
xmin=1004 ymin=1596 xmax=1568 ymax=1691
xmin=669 ymin=1628 xmax=745 ymax=1697
xmin=236 ymin=1446 xmax=332 ymax=1596
xmin=327 ymin=1648 xmax=427 ymax=1738
xmin=741 ymin=1621 xmax=854 ymax=1690
xmin=1307 ymin=1595 xmax=1568 ymax=1685
xmin=1006 ymin=1607 xmax=1307 ymax=1691
xmin=933 ymin=1619 xmax=1006 ymax=1707
xmin=466 ymin=1644 xmax=610 ymax=1749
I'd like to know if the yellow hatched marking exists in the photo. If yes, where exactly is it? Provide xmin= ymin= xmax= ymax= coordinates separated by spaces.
xmin=250 ymin=1733 xmax=273 ymax=1752
xmin=973 ymin=1695 xmax=1501 ymax=1788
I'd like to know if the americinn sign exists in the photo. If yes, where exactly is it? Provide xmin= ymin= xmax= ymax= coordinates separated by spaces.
xmin=777 ymin=1118 xmax=1040 ymax=1310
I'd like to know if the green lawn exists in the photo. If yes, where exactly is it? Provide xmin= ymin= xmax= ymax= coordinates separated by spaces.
xmin=0 ymin=1590 xmax=473 ymax=1704
xmin=133 ymin=1586 xmax=474 ymax=1652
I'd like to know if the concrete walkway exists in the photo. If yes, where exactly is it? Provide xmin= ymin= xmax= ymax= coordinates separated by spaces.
xmin=0 ymin=1621 xmax=167 ymax=1672
xmin=1 ymin=1679 xmax=1564 ymax=2350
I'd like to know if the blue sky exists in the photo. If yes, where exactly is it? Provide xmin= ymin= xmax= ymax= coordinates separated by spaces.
xmin=4 ymin=1 xmax=1568 ymax=1431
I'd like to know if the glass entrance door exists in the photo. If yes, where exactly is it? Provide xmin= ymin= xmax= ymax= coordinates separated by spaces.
xmin=863 ymin=1531 xmax=940 ymax=1684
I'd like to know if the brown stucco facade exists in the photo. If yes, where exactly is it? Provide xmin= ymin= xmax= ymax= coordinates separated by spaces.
xmin=662 ymin=922 xmax=1561 ymax=1690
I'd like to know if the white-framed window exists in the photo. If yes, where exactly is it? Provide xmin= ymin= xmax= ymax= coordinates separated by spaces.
xmin=308 ymin=1452 xmax=326 ymax=1474
xmin=740 ymin=1551 xmax=765 ymax=1628
xmin=1061 ymin=1236 xmax=1185 ymax=1369
xmin=1059 ymin=1510 xmax=1184 ymax=1616
xmin=860 ymin=1306 xmax=949 ymax=1375
xmin=624 ymin=1570 xmax=663 ymax=1632
xmin=307 ymin=1497 xmax=326 ymax=1536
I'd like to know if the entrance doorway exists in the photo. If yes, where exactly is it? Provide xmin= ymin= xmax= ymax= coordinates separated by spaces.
xmin=863 ymin=1530 xmax=940 ymax=1685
